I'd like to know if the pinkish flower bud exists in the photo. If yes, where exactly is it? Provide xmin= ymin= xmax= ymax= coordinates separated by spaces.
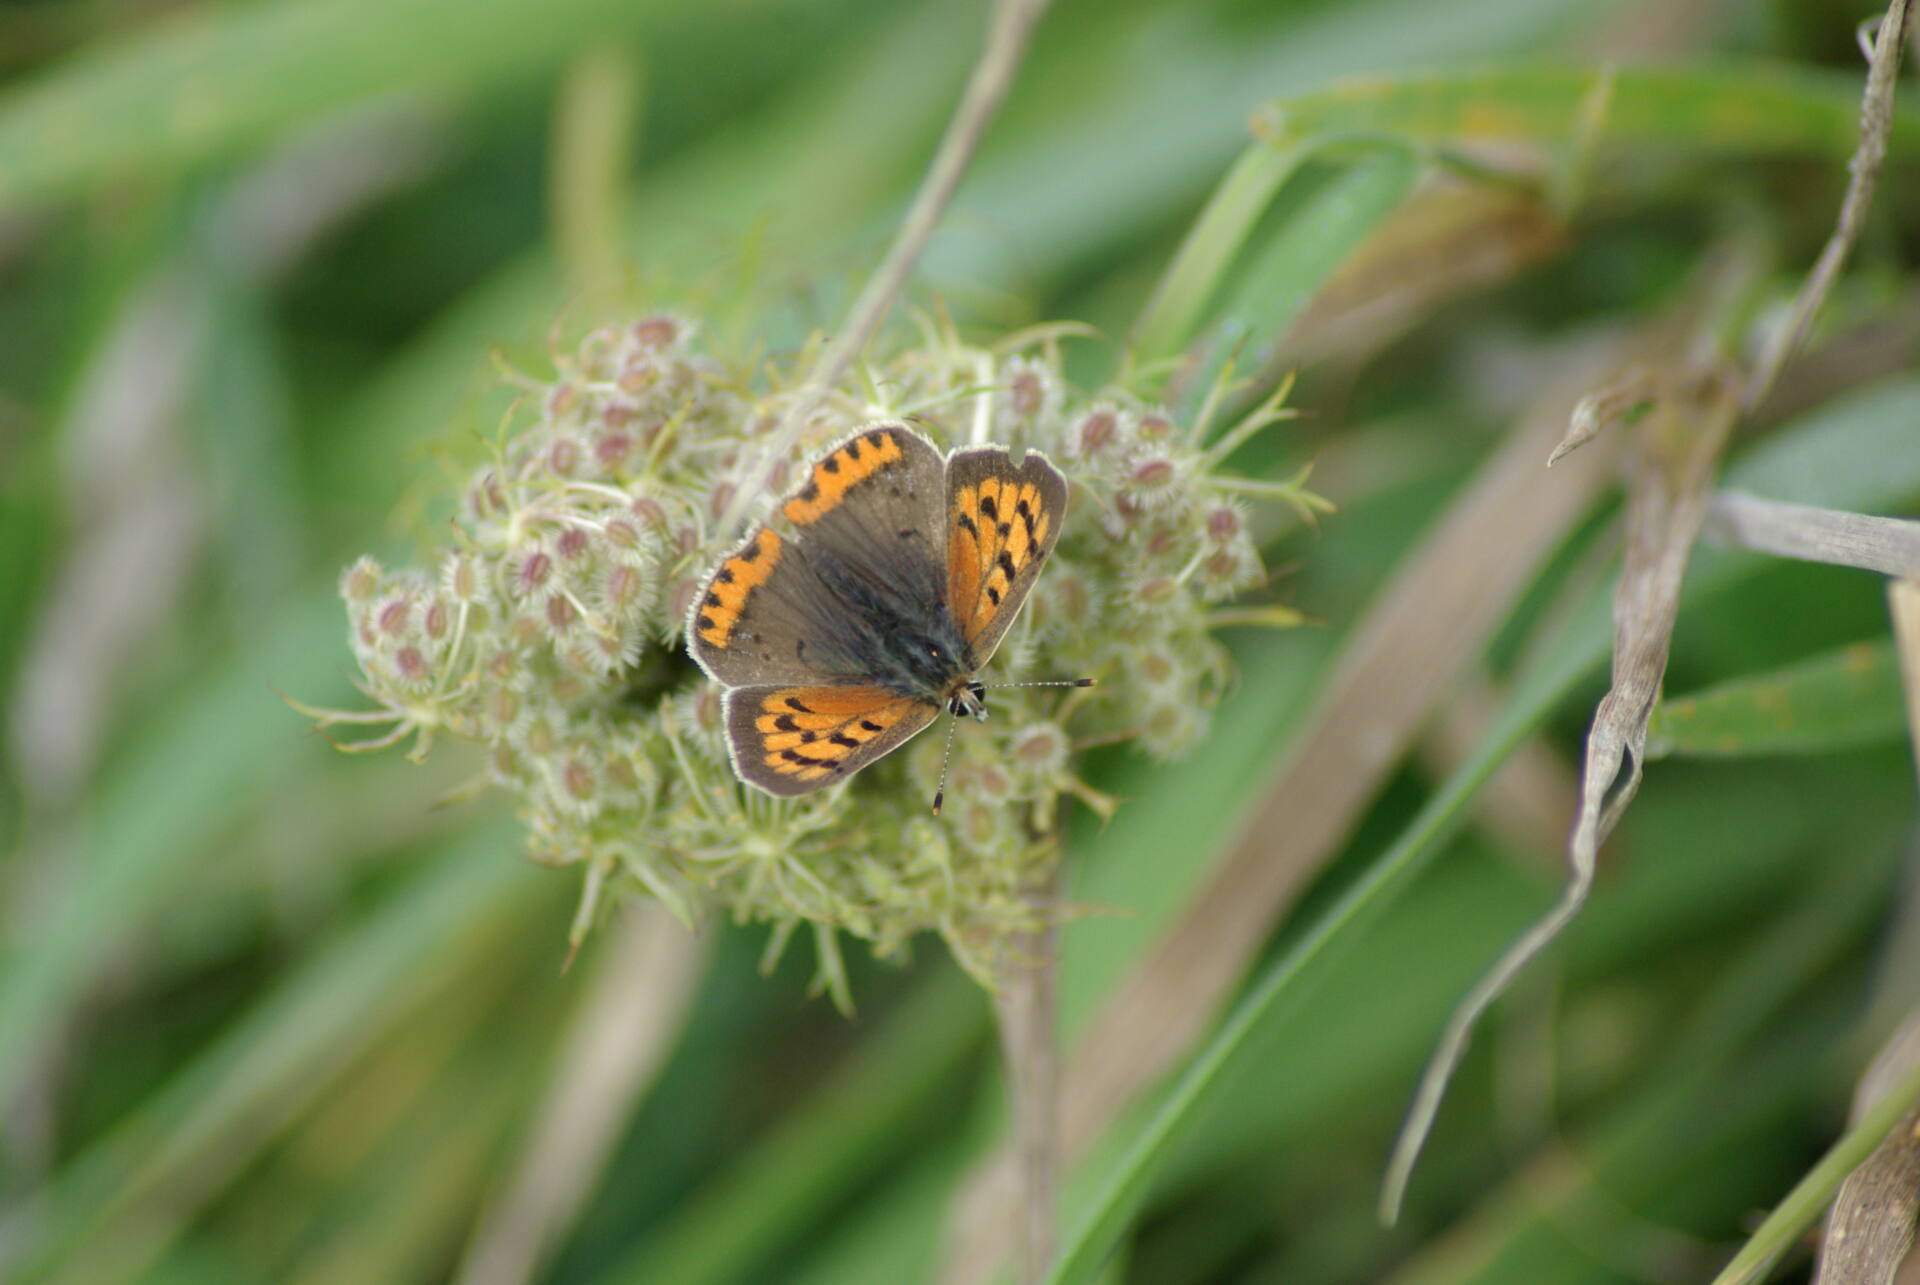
xmin=556 ymin=526 xmax=591 ymax=562
xmin=423 ymin=599 xmax=450 ymax=640
xmin=605 ymin=564 xmax=643 ymax=610
xmin=1133 ymin=576 xmax=1178 ymax=606
xmin=545 ymin=382 xmax=580 ymax=419
xmin=377 ymin=597 xmax=411 ymax=637
xmin=631 ymin=315 xmax=680 ymax=349
xmin=1130 ymin=455 xmax=1175 ymax=489
xmin=1135 ymin=650 xmax=1176 ymax=685
xmin=629 ymin=496 xmax=668 ymax=528
xmin=546 ymin=594 xmax=577 ymax=632
xmin=1138 ymin=412 xmax=1175 ymax=441
xmin=707 ymin=482 xmax=735 ymax=522
xmin=513 ymin=550 xmax=553 ymax=597
xmin=562 ymin=757 xmax=597 ymax=802
xmin=442 ymin=551 xmax=484 ymax=604
xmin=1007 ymin=367 xmax=1045 ymax=417
xmin=1010 ymin=723 xmax=1067 ymax=776
xmin=546 ymin=437 xmax=581 ymax=477
xmin=1205 ymin=504 xmax=1243 ymax=543
xmin=393 ymin=646 xmax=430 ymax=684
xmin=1077 ymin=408 xmax=1117 ymax=455
xmin=341 ymin=557 xmax=383 ymax=603
xmin=593 ymin=430 xmax=634 ymax=470
xmin=601 ymin=518 xmax=643 ymax=558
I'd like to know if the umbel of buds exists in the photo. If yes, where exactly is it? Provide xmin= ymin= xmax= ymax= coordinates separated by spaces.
xmin=304 ymin=314 xmax=1324 ymax=1004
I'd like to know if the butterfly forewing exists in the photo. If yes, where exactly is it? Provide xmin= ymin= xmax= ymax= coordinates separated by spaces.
xmin=944 ymin=447 xmax=1068 ymax=666
xmin=780 ymin=425 xmax=949 ymax=614
xmin=723 ymin=684 xmax=939 ymax=795
xmin=688 ymin=526 xmax=875 ymax=688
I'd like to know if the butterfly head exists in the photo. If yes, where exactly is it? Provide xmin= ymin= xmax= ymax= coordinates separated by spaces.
xmin=945 ymin=678 xmax=989 ymax=722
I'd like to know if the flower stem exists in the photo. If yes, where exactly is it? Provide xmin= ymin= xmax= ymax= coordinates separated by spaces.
xmin=992 ymin=860 xmax=1062 ymax=1284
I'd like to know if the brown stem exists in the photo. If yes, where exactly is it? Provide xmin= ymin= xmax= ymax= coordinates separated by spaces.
xmin=991 ymin=860 xmax=1062 ymax=1284
xmin=715 ymin=0 xmax=1054 ymax=538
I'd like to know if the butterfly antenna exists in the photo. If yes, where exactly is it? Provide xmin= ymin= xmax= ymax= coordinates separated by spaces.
xmin=930 ymin=715 xmax=962 ymax=816
xmin=998 ymin=677 xmax=1097 ymax=690
xmin=930 ymin=680 xmax=1094 ymax=815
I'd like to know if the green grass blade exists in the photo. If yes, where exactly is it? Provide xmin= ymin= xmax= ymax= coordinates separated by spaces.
xmin=0 ymin=0 xmax=653 ymax=214
xmin=1044 ymin=618 xmax=1599 ymax=1285
xmin=1179 ymin=144 xmax=1418 ymax=422
xmin=1648 ymin=639 xmax=1905 ymax=759
xmin=600 ymin=968 xmax=985 ymax=1285
xmin=1711 ymin=1052 xmax=1920 ymax=1285
xmin=1253 ymin=63 xmax=1920 ymax=157
xmin=16 ymin=831 xmax=544 ymax=1278
xmin=1129 ymin=143 xmax=1308 ymax=364
xmin=0 ymin=589 xmax=351 ymax=1109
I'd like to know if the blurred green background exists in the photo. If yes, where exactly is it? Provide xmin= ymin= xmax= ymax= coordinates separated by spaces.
xmin=3 ymin=0 xmax=1919 ymax=1282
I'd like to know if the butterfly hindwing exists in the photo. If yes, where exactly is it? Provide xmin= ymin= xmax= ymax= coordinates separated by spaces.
xmin=723 ymin=684 xmax=939 ymax=795
xmin=944 ymin=446 xmax=1067 ymax=665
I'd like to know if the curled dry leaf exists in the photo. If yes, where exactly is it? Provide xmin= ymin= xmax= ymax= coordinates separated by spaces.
xmin=1383 ymin=361 xmax=1743 ymax=1222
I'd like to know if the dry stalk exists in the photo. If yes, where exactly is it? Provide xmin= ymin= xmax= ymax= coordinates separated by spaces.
xmin=455 ymin=904 xmax=706 ymax=1285
xmin=716 ymin=0 xmax=1053 ymax=539
xmin=1744 ymin=0 xmax=1911 ymax=410
xmin=1705 ymin=494 xmax=1920 ymax=579
xmin=992 ymin=863 xmax=1063 ymax=1284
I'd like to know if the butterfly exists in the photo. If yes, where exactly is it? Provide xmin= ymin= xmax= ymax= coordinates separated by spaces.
xmin=686 ymin=422 xmax=1086 ymax=808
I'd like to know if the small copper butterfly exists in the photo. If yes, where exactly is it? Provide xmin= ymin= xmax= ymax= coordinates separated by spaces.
xmin=686 ymin=422 xmax=1086 ymax=806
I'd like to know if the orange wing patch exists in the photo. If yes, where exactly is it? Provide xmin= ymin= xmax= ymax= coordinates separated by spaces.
xmin=695 ymin=527 xmax=782 ymax=650
xmin=752 ymin=686 xmax=921 ymax=783
xmin=783 ymin=429 xmax=905 ymax=525
xmin=947 ymin=475 xmax=1051 ymax=642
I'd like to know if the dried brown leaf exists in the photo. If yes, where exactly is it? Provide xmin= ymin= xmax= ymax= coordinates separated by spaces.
xmin=1384 ymin=362 xmax=1742 ymax=1221
xmin=1816 ymin=1012 xmax=1920 ymax=1285
xmin=1706 ymin=494 xmax=1920 ymax=580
